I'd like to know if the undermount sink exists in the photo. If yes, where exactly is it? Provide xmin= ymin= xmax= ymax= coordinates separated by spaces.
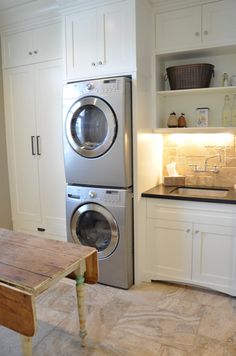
xmin=170 ymin=187 xmax=229 ymax=198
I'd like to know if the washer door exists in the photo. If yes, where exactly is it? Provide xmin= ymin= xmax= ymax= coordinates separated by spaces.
xmin=66 ymin=96 xmax=117 ymax=158
xmin=71 ymin=203 xmax=119 ymax=259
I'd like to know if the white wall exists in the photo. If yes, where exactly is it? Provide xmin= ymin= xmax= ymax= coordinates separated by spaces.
xmin=0 ymin=49 xmax=12 ymax=229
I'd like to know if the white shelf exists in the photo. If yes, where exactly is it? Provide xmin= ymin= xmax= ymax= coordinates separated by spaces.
xmin=157 ymin=86 xmax=236 ymax=97
xmin=154 ymin=127 xmax=236 ymax=134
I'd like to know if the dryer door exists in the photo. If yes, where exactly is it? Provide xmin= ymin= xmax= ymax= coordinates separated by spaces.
xmin=71 ymin=203 xmax=119 ymax=259
xmin=66 ymin=96 xmax=117 ymax=158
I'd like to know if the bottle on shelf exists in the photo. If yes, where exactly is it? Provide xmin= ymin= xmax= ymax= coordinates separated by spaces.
xmin=167 ymin=112 xmax=178 ymax=127
xmin=222 ymin=95 xmax=231 ymax=127
xmin=232 ymin=94 xmax=236 ymax=126
xmin=178 ymin=113 xmax=187 ymax=127
xmin=222 ymin=73 xmax=229 ymax=87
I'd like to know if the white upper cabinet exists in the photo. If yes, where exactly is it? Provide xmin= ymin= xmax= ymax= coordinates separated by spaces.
xmin=65 ymin=0 xmax=135 ymax=80
xmin=156 ymin=6 xmax=202 ymax=53
xmin=156 ymin=0 xmax=236 ymax=54
xmin=3 ymin=22 xmax=62 ymax=68
xmin=202 ymin=0 xmax=236 ymax=48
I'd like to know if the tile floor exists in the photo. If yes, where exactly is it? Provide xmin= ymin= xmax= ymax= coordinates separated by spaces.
xmin=1 ymin=278 xmax=236 ymax=355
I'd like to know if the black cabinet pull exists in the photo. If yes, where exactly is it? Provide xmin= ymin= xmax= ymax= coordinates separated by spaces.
xmin=36 ymin=136 xmax=41 ymax=155
xmin=31 ymin=136 xmax=36 ymax=155
xmin=37 ymin=227 xmax=45 ymax=232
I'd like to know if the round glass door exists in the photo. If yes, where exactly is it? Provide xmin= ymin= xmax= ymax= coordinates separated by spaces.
xmin=66 ymin=96 xmax=117 ymax=158
xmin=71 ymin=203 xmax=119 ymax=259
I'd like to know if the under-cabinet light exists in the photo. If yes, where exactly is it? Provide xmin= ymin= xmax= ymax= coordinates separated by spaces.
xmin=167 ymin=133 xmax=234 ymax=146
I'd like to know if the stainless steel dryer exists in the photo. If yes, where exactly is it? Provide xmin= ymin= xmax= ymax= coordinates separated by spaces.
xmin=63 ymin=76 xmax=132 ymax=188
xmin=66 ymin=185 xmax=133 ymax=289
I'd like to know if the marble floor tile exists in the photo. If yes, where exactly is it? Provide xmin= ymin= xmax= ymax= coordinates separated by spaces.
xmin=180 ymin=285 xmax=231 ymax=308
xmin=2 ymin=279 xmax=236 ymax=356
xmin=158 ymin=345 xmax=188 ymax=356
xmin=59 ymin=295 xmax=131 ymax=341
xmin=198 ymin=302 xmax=236 ymax=343
xmin=192 ymin=335 xmax=236 ymax=356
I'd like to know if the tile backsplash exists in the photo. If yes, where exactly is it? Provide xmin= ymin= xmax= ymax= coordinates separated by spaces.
xmin=163 ymin=134 xmax=236 ymax=187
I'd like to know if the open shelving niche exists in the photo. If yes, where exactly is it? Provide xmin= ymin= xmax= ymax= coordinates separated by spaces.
xmin=154 ymin=47 xmax=236 ymax=133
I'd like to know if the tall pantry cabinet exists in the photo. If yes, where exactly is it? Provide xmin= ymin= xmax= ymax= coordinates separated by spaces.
xmin=1 ymin=21 xmax=66 ymax=240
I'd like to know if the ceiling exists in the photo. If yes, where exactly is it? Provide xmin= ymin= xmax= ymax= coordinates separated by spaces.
xmin=0 ymin=0 xmax=36 ymax=11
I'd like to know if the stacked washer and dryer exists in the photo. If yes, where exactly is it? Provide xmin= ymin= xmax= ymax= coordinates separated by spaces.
xmin=63 ymin=77 xmax=133 ymax=289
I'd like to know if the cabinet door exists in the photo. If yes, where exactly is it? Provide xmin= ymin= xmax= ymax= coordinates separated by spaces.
xmin=192 ymin=223 xmax=236 ymax=293
xmin=147 ymin=218 xmax=192 ymax=280
xmin=33 ymin=22 xmax=62 ymax=63
xmin=202 ymin=0 xmax=236 ymax=48
xmin=3 ymin=30 xmax=33 ymax=68
xmin=3 ymin=66 xmax=42 ymax=231
xmin=65 ymin=9 xmax=97 ymax=79
xmin=96 ymin=1 xmax=134 ymax=74
xmin=35 ymin=60 xmax=66 ymax=239
xmin=3 ymin=22 xmax=62 ymax=68
xmin=155 ymin=6 xmax=202 ymax=53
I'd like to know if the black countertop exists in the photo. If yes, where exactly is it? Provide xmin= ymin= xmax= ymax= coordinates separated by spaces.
xmin=142 ymin=184 xmax=236 ymax=204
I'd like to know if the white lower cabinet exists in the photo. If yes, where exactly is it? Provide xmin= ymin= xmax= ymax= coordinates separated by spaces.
xmin=145 ymin=199 xmax=236 ymax=296
xmin=147 ymin=219 xmax=192 ymax=281
xmin=4 ymin=60 xmax=66 ymax=240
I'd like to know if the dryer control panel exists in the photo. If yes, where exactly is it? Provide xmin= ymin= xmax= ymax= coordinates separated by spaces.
xmin=67 ymin=185 xmax=132 ymax=207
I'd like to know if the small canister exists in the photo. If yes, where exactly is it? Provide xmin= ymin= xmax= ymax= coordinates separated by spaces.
xmin=178 ymin=113 xmax=187 ymax=127
xmin=167 ymin=112 xmax=178 ymax=127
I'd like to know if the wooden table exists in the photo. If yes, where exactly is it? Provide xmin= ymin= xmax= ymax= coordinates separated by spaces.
xmin=0 ymin=228 xmax=98 ymax=356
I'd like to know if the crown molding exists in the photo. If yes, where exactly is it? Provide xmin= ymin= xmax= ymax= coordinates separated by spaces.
xmin=150 ymin=0 xmax=218 ymax=13
xmin=0 ymin=0 xmax=60 ymax=32
xmin=57 ymin=0 xmax=126 ymax=13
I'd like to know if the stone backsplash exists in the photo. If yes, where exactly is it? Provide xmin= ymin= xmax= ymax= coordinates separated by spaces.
xmin=163 ymin=133 xmax=236 ymax=187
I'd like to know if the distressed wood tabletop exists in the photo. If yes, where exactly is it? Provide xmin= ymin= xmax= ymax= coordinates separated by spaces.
xmin=0 ymin=228 xmax=98 ymax=354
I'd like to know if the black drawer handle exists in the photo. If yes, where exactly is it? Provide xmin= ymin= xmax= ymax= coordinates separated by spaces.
xmin=37 ymin=227 xmax=45 ymax=232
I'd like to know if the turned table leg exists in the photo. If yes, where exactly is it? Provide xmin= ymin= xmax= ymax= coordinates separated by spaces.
xmin=75 ymin=260 xmax=87 ymax=347
xmin=21 ymin=336 xmax=32 ymax=356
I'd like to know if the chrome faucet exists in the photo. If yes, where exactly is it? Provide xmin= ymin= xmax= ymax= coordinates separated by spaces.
xmin=189 ymin=153 xmax=222 ymax=173
xmin=204 ymin=153 xmax=222 ymax=171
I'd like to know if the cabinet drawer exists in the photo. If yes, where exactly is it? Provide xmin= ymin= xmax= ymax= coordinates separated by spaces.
xmin=146 ymin=198 xmax=236 ymax=226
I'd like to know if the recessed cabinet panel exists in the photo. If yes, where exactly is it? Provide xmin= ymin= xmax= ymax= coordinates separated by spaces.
xmin=36 ymin=62 xmax=66 ymax=237
xmin=3 ymin=22 xmax=62 ymax=68
xmin=156 ymin=0 xmax=236 ymax=54
xmin=156 ymin=6 xmax=202 ymax=53
xmin=203 ymin=0 xmax=236 ymax=48
xmin=145 ymin=199 xmax=236 ymax=295
xmin=147 ymin=218 xmax=192 ymax=280
xmin=192 ymin=223 xmax=236 ymax=288
xmin=4 ymin=31 xmax=33 ymax=67
xmin=65 ymin=9 xmax=97 ymax=78
xmin=97 ymin=2 xmax=133 ymax=73
xmin=33 ymin=23 xmax=62 ymax=63
xmin=64 ymin=0 xmax=134 ymax=80
xmin=3 ymin=61 xmax=66 ymax=239
xmin=4 ymin=66 xmax=41 ymax=223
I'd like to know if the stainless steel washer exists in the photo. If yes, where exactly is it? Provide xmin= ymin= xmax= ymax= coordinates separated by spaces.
xmin=63 ymin=76 xmax=132 ymax=188
xmin=66 ymin=185 xmax=133 ymax=289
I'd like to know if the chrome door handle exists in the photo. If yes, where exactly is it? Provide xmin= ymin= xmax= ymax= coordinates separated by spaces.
xmin=186 ymin=228 xmax=191 ymax=233
xmin=31 ymin=136 xmax=36 ymax=155
xmin=36 ymin=136 xmax=41 ymax=155
xmin=195 ymin=230 xmax=199 ymax=234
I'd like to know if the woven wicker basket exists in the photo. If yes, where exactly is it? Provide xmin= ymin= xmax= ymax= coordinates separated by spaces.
xmin=166 ymin=63 xmax=214 ymax=90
